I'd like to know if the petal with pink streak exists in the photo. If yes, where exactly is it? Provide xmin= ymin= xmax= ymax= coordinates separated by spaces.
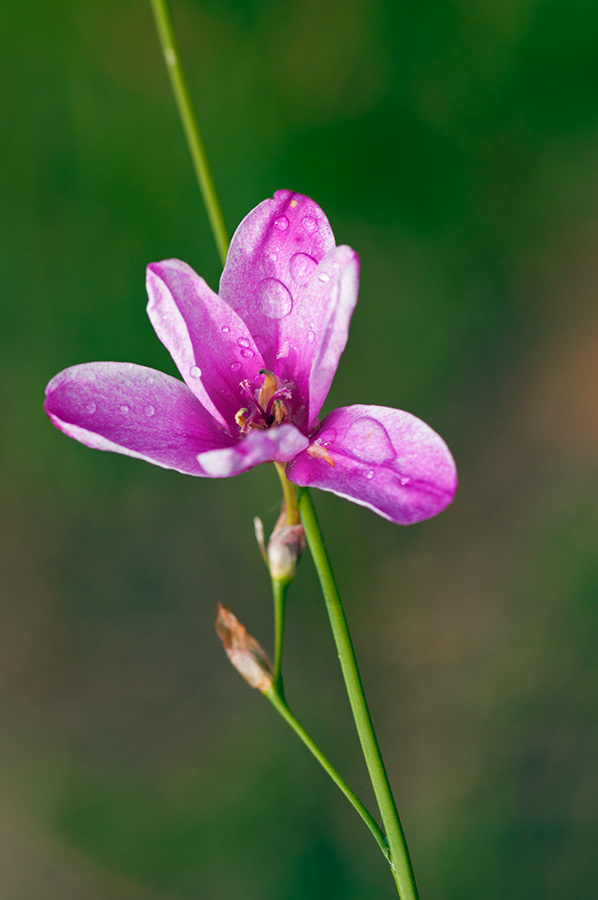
xmin=220 ymin=191 xmax=355 ymax=416
xmin=198 ymin=423 xmax=309 ymax=478
xmin=286 ymin=405 xmax=457 ymax=524
xmin=146 ymin=259 xmax=265 ymax=431
xmin=44 ymin=362 xmax=235 ymax=476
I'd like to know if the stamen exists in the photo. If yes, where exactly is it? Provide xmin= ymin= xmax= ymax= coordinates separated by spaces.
xmin=235 ymin=408 xmax=249 ymax=429
xmin=271 ymin=398 xmax=287 ymax=425
xmin=307 ymin=443 xmax=335 ymax=467
xmin=258 ymin=369 xmax=278 ymax=411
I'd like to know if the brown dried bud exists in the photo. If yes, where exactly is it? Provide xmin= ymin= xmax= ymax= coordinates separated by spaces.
xmin=215 ymin=604 xmax=273 ymax=693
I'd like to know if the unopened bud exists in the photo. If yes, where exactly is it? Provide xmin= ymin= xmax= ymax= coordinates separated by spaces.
xmin=215 ymin=604 xmax=273 ymax=693
xmin=267 ymin=507 xmax=305 ymax=582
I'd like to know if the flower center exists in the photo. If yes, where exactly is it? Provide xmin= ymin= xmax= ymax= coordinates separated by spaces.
xmin=234 ymin=370 xmax=293 ymax=434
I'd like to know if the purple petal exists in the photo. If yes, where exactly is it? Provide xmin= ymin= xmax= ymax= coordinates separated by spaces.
xmin=198 ymin=424 xmax=309 ymax=478
xmin=220 ymin=191 xmax=357 ymax=422
xmin=44 ymin=362 xmax=235 ymax=476
xmin=286 ymin=405 xmax=457 ymax=524
xmin=146 ymin=260 xmax=265 ymax=431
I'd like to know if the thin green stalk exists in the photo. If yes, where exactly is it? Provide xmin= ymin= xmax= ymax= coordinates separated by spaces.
xmin=150 ymin=0 xmax=230 ymax=265
xmin=265 ymin=687 xmax=389 ymax=861
xmin=298 ymin=487 xmax=419 ymax=900
xmin=272 ymin=576 xmax=288 ymax=696
xmin=274 ymin=461 xmax=300 ymax=524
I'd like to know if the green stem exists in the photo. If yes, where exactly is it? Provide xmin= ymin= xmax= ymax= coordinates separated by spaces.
xmin=272 ymin=576 xmax=288 ymax=697
xmin=265 ymin=687 xmax=389 ymax=861
xmin=274 ymin=461 xmax=300 ymax=525
xmin=298 ymin=487 xmax=419 ymax=899
xmin=149 ymin=0 xmax=230 ymax=265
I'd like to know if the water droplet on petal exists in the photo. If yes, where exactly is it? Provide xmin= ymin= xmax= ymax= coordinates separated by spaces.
xmin=221 ymin=325 xmax=230 ymax=334
xmin=125 ymin=362 xmax=134 ymax=370
xmin=86 ymin=401 xmax=96 ymax=415
xmin=307 ymin=330 xmax=316 ymax=343
xmin=276 ymin=339 xmax=290 ymax=359
xmin=318 ymin=428 xmax=337 ymax=445
xmin=120 ymin=404 xmax=130 ymax=414
xmin=301 ymin=215 xmax=317 ymax=232
xmin=290 ymin=252 xmax=317 ymax=284
xmin=145 ymin=404 xmax=155 ymax=417
xmin=268 ymin=251 xmax=278 ymax=262
xmin=400 ymin=475 xmax=412 ymax=486
xmin=257 ymin=278 xmax=293 ymax=319
xmin=237 ymin=337 xmax=250 ymax=349
xmin=240 ymin=348 xmax=254 ymax=359
xmin=230 ymin=361 xmax=242 ymax=372
xmin=345 ymin=417 xmax=396 ymax=464
xmin=190 ymin=365 xmax=202 ymax=378
xmin=273 ymin=215 xmax=289 ymax=231
xmin=366 ymin=469 xmax=375 ymax=479
xmin=318 ymin=272 xmax=330 ymax=283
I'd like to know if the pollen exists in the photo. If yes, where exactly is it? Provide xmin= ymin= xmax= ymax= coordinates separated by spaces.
xmin=289 ymin=199 xmax=298 ymax=208
xmin=307 ymin=443 xmax=335 ymax=467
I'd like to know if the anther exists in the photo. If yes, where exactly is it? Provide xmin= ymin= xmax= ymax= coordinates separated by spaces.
xmin=258 ymin=369 xmax=278 ymax=410
xmin=307 ymin=443 xmax=335 ymax=466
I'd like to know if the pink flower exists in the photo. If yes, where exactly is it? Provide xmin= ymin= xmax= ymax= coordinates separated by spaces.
xmin=44 ymin=190 xmax=456 ymax=524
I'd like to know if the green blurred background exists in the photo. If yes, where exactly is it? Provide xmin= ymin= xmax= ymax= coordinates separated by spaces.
xmin=2 ymin=0 xmax=597 ymax=896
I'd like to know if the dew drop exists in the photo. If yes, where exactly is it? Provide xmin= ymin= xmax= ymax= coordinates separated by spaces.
xmin=345 ymin=417 xmax=396 ymax=464
xmin=276 ymin=339 xmax=290 ymax=359
xmin=400 ymin=475 xmax=412 ymax=487
xmin=145 ymin=404 xmax=155 ymax=417
xmin=307 ymin=330 xmax=316 ymax=343
xmin=86 ymin=401 xmax=96 ymax=415
xmin=268 ymin=251 xmax=278 ymax=262
xmin=257 ymin=278 xmax=293 ymax=319
xmin=230 ymin=361 xmax=242 ymax=372
xmin=290 ymin=252 xmax=317 ymax=284
xmin=190 ymin=365 xmax=202 ymax=378
xmin=119 ymin=404 xmax=130 ymax=414
xmin=273 ymin=215 xmax=289 ymax=231
xmin=301 ymin=215 xmax=317 ymax=232
xmin=366 ymin=469 xmax=375 ymax=480
xmin=240 ymin=348 xmax=254 ymax=359
xmin=318 ymin=271 xmax=330 ymax=283
xmin=318 ymin=428 xmax=337 ymax=445
xmin=221 ymin=325 xmax=230 ymax=334
xmin=125 ymin=362 xmax=134 ymax=370
xmin=237 ymin=337 xmax=250 ymax=349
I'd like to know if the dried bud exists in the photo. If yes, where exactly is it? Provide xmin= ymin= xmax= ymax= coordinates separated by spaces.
xmin=215 ymin=604 xmax=273 ymax=693
xmin=267 ymin=506 xmax=305 ymax=583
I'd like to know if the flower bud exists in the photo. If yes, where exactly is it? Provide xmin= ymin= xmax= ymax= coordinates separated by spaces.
xmin=267 ymin=507 xmax=305 ymax=583
xmin=215 ymin=604 xmax=273 ymax=693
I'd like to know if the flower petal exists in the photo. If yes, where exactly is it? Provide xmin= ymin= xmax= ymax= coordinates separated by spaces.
xmin=286 ymin=405 xmax=457 ymax=524
xmin=146 ymin=259 xmax=265 ymax=431
xmin=220 ymin=191 xmax=357 ymax=424
xmin=44 ymin=362 xmax=235 ymax=476
xmin=198 ymin=423 xmax=309 ymax=478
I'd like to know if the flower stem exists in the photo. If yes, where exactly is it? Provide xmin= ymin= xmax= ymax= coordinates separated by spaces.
xmin=264 ymin=686 xmax=390 ymax=861
xmin=272 ymin=575 xmax=288 ymax=697
xmin=149 ymin=0 xmax=230 ymax=266
xmin=274 ymin=461 xmax=300 ymax=525
xmin=298 ymin=487 xmax=419 ymax=899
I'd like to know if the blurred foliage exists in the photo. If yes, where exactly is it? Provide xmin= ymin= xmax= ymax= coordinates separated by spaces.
xmin=1 ymin=0 xmax=597 ymax=897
